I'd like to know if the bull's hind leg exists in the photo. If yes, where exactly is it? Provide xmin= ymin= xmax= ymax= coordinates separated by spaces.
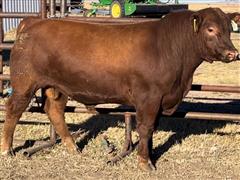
xmin=108 ymin=112 xmax=133 ymax=164
xmin=1 ymin=92 xmax=33 ymax=155
xmin=44 ymin=88 xmax=78 ymax=153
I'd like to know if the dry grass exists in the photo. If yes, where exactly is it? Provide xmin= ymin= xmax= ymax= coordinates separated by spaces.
xmin=189 ymin=3 xmax=240 ymax=13
xmin=4 ymin=28 xmax=16 ymax=42
xmin=0 ymin=3 xmax=240 ymax=180
xmin=0 ymin=111 xmax=240 ymax=179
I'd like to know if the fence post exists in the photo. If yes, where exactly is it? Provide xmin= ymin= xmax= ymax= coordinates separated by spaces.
xmin=50 ymin=0 xmax=56 ymax=18
xmin=41 ymin=0 xmax=47 ymax=19
xmin=60 ymin=0 xmax=67 ymax=17
xmin=0 ymin=0 xmax=4 ymax=95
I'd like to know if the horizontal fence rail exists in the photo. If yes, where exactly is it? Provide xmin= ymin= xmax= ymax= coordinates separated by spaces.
xmin=191 ymin=84 xmax=240 ymax=93
xmin=0 ymin=43 xmax=14 ymax=49
xmin=0 ymin=12 xmax=39 ymax=18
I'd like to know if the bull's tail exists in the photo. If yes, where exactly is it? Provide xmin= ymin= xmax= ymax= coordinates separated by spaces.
xmin=13 ymin=17 xmax=43 ymax=54
xmin=16 ymin=17 xmax=42 ymax=35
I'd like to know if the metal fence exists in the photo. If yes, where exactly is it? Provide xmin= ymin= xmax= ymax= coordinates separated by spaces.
xmin=2 ymin=0 xmax=41 ymax=34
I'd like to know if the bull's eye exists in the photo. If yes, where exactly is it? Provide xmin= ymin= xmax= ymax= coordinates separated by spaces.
xmin=208 ymin=28 xmax=214 ymax=33
xmin=206 ymin=27 xmax=218 ymax=36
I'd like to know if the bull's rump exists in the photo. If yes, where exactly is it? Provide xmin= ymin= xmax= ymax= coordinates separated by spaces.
xmin=13 ymin=19 xmax=160 ymax=104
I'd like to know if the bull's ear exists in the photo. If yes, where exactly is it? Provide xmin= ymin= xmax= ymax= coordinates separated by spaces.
xmin=228 ymin=13 xmax=240 ymax=26
xmin=190 ymin=13 xmax=202 ymax=33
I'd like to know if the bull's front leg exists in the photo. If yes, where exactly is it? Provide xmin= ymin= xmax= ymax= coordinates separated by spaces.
xmin=136 ymin=97 xmax=161 ymax=171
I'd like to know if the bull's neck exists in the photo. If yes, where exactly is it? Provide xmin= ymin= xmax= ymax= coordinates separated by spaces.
xmin=157 ymin=13 xmax=203 ymax=77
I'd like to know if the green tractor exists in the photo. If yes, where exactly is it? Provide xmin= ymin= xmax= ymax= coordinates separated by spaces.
xmin=84 ymin=0 xmax=188 ymax=18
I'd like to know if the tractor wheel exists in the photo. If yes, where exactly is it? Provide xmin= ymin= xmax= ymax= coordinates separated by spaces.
xmin=110 ymin=0 xmax=125 ymax=18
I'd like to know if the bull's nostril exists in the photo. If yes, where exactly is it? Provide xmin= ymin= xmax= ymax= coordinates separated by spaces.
xmin=226 ymin=50 xmax=238 ymax=61
xmin=227 ymin=52 xmax=234 ymax=58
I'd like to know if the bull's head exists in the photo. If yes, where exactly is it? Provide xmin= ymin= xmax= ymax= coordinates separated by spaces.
xmin=191 ymin=8 xmax=240 ymax=63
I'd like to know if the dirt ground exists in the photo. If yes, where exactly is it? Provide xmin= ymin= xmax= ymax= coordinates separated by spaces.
xmin=0 ymin=3 xmax=240 ymax=180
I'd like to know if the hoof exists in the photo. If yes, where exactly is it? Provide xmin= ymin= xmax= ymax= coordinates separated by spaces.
xmin=1 ymin=148 xmax=15 ymax=156
xmin=107 ymin=159 xmax=116 ymax=166
xmin=107 ymin=149 xmax=133 ymax=165
xmin=66 ymin=145 xmax=80 ymax=154
xmin=138 ymin=157 xmax=156 ymax=172
xmin=107 ymin=154 xmax=121 ymax=165
xmin=62 ymin=137 xmax=80 ymax=154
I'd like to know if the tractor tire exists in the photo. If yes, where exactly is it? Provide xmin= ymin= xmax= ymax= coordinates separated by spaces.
xmin=110 ymin=0 xmax=125 ymax=18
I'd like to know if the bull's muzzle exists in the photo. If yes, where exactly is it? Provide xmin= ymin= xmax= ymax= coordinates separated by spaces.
xmin=224 ymin=50 xmax=239 ymax=61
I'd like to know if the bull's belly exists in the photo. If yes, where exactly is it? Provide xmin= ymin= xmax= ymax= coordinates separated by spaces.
xmin=54 ymin=78 xmax=127 ymax=105
xmin=70 ymin=92 xmax=125 ymax=105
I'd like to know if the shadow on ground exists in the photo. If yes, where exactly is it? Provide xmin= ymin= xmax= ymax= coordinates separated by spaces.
xmin=12 ymin=100 xmax=240 ymax=163
xmin=67 ymin=100 xmax=240 ymax=164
